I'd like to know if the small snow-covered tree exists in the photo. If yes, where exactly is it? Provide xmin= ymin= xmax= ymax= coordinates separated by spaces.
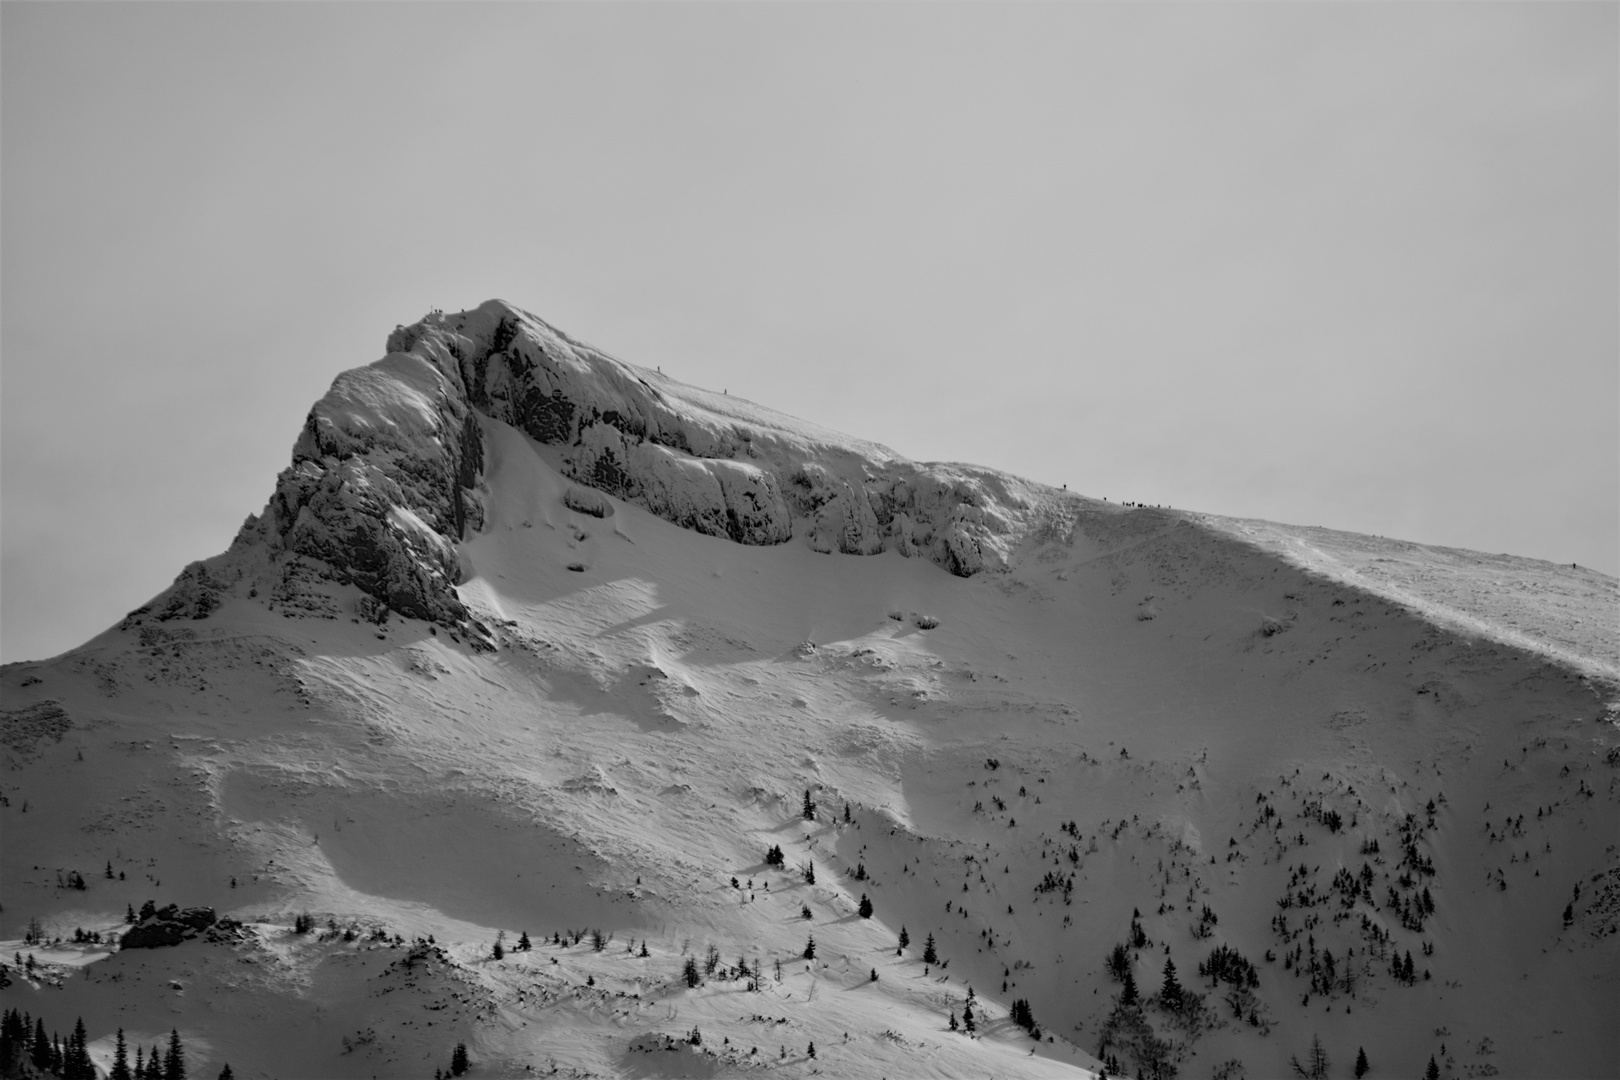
xmin=922 ymin=933 xmax=938 ymax=965
xmin=803 ymin=935 xmax=816 ymax=960
xmin=858 ymin=894 xmax=874 ymax=918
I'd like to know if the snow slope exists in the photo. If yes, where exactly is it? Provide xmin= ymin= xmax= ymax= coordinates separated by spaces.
xmin=2 ymin=303 xmax=1616 ymax=1080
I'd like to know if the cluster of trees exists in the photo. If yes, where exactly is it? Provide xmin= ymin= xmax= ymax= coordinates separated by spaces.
xmin=1009 ymin=998 xmax=1040 ymax=1040
xmin=431 ymin=1041 xmax=470 ymax=1078
xmin=2 ymin=1013 xmax=222 ymax=1080
xmin=1197 ymin=945 xmax=1259 ymax=990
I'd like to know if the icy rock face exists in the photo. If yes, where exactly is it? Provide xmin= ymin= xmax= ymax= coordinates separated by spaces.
xmin=137 ymin=299 xmax=1042 ymax=631
xmin=446 ymin=301 xmax=1033 ymax=577
xmin=266 ymin=348 xmax=483 ymax=626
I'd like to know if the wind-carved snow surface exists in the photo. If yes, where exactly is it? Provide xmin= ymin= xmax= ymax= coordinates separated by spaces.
xmin=3 ymin=301 xmax=1617 ymax=1080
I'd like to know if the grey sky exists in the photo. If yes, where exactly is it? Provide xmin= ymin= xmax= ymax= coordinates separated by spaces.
xmin=3 ymin=3 xmax=1615 ymax=663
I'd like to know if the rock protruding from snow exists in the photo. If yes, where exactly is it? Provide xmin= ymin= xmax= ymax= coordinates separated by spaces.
xmin=120 ymin=905 xmax=217 ymax=949
xmin=134 ymin=300 xmax=1054 ymax=632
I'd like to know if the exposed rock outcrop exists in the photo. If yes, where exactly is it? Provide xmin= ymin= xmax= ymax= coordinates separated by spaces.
xmin=131 ymin=300 xmax=1054 ymax=634
xmin=120 ymin=905 xmax=217 ymax=949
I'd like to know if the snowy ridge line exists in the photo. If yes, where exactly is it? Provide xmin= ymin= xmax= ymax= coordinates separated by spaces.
xmin=1198 ymin=514 xmax=1619 ymax=687
xmin=119 ymin=299 xmax=1616 ymax=696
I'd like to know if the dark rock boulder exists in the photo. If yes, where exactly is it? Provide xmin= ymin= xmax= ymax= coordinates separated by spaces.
xmin=120 ymin=905 xmax=217 ymax=949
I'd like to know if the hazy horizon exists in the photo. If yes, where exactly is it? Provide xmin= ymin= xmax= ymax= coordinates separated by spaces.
xmin=3 ymin=2 xmax=1615 ymax=663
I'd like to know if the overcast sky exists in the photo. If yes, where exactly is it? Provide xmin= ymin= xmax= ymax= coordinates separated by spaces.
xmin=3 ymin=3 xmax=1615 ymax=663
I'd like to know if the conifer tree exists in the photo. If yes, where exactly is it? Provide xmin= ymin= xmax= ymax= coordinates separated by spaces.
xmin=110 ymin=1028 xmax=133 ymax=1080
xmin=949 ymin=1010 xmax=958 ymax=1032
xmin=165 ymin=1027 xmax=185 ymax=1080
xmin=1307 ymin=1033 xmax=1329 ymax=1079
xmin=67 ymin=1018 xmax=92 ymax=1080
xmin=450 ymin=1040 xmax=470 ymax=1076
xmin=803 ymin=863 xmax=815 ymax=885
xmin=963 ymin=1001 xmax=976 ymax=1034
xmin=898 ymin=926 xmax=910 ymax=954
xmin=218 ymin=1067 xmax=234 ymax=1080
xmin=1354 ymin=1045 xmax=1370 ymax=1078
xmin=802 ymin=790 xmax=816 ymax=821
xmin=1424 ymin=1055 xmax=1440 ymax=1080
xmin=1160 ymin=956 xmax=1183 ymax=1013
xmin=1120 ymin=965 xmax=1139 ymax=1007
xmin=803 ymin=935 xmax=816 ymax=960
xmin=31 ymin=1019 xmax=50 ymax=1073
xmin=858 ymin=894 xmax=873 ymax=918
xmin=922 ymin=933 xmax=938 ymax=965
xmin=518 ymin=931 xmax=531 ymax=951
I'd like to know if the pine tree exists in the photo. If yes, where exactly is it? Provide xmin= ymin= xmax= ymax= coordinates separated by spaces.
xmin=803 ymin=935 xmax=816 ymax=960
xmin=67 ymin=1018 xmax=92 ymax=1080
xmin=1120 ymin=965 xmax=1139 ymax=1007
xmin=898 ymin=926 xmax=910 ymax=953
xmin=843 ymin=803 xmax=851 ymax=824
xmin=922 ymin=933 xmax=938 ymax=965
xmin=858 ymin=894 xmax=874 ymax=918
xmin=450 ymin=1041 xmax=470 ymax=1076
xmin=1307 ymin=1033 xmax=1329 ymax=1079
xmin=1424 ymin=1055 xmax=1440 ymax=1080
xmin=949 ymin=1010 xmax=958 ymax=1031
xmin=165 ymin=1028 xmax=185 ymax=1080
xmin=802 ymin=789 xmax=816 ymax=821
xmin=803 ymin=863 xmax=815 ymax=885
xmin=518 ymin=931 xmax=531 ymax=951
xmin=110 ymin=1028 xmax=133 ymax=1080
xmin=126 ymin=903 xmax=137 ymax=924
xmin=217 ymin=1067 xmax=234 ymax=1080
xmin=31 ymin=1019 xmax=50 ymax=1073
xmin=963 ymin=1001 xmax=976 ymax=1034
xmin=1354 ymin=1045 xmax=1370 ymax=1078
xmin=1160 ymin=957 xmax=1183 ymax=1013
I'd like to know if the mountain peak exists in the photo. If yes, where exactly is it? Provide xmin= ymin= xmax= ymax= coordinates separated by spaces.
xmin=129 ymin=301 xmax=1063 ymax=640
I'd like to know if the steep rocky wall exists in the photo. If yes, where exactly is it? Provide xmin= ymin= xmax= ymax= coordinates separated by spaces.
xmin=135 ymin=300 xmax=1052 ymax=632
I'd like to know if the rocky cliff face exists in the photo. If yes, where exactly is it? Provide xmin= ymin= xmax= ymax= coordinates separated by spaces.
xmin=131 ymin=300 xmax=1052 ymax=633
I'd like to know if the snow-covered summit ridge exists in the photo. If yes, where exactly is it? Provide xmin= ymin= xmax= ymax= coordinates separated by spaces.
xmin=151 ymin=300 xmax=1053 ymax=635
xmin=132 ymin=299 xmax=1615 ymax=682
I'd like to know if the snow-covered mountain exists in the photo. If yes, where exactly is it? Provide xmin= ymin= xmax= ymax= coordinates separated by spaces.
xmin=3 ymin=300 xmax=1616 ymax=1080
